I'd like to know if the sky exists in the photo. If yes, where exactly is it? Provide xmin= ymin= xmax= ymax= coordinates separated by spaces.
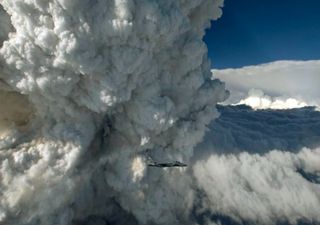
xmin=204 ymin=0 xmax=320 ymax=68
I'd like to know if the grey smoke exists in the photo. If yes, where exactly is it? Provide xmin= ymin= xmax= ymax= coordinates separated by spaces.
xmin=1 ymin=1 xmax=320 ymax=225
xmin=0 ymin=4 xmax=13 ymax=46
xmin=0 ymin=1 xmax=227 ymax=224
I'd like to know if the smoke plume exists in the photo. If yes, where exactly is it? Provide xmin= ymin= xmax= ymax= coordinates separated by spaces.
xmin=1 ymin=1 xmax=320 ymax=225
xmin=0 ymin=1 xmax=227 ymax=225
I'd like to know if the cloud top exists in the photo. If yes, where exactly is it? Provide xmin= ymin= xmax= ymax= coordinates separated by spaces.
xmin=213 ymin=60 xmax=320 ymax=109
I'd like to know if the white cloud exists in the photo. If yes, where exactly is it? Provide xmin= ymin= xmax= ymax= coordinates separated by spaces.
xmin=238 ymin=89 xmax=308 ymax=110
xmin=213 ymin=60 xmax=320 ymax=109
xmin=194 ymin=147 xmax=320 ymax=225
xmin=193 ymin=105 xmax=320 ymax=224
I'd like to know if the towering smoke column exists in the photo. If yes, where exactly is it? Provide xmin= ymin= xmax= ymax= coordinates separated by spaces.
xmin=0 ymin=1 xmax=227 ymax=225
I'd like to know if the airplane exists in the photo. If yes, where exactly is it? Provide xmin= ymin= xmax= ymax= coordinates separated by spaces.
xmin=148 ymin=160 xmax=187 ymax=168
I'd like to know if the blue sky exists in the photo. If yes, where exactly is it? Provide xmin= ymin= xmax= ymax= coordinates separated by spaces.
xmin=204 ymin=0 xmax=320 ymax=68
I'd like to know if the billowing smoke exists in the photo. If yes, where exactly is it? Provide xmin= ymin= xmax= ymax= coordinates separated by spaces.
xmin=1 ymin=1 xmax=320 ymax=225
xmin=0 ymin=1 xmax=227 ymax=225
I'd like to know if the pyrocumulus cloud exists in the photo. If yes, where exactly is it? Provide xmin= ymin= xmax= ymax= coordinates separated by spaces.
xmin=0 ymin=1 xmax=227 ymax=224
xmin=1 ymin=1 xmax=320 ymax=225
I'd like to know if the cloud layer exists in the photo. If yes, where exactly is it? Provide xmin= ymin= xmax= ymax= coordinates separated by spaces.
xmin=196 ymin=105 xmax=320 ymax=155
xmin=193 ymin=105 xmax=320 ymax=225
xmin=194 ymin=146 xmax=320 ymax=225
xmin=213 ymin=60 xmax=320 ymax=109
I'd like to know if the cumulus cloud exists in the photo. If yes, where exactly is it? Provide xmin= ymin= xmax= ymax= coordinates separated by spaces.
xmin=1 ymin=1 xmax=319 ymax=225
xmin=238 ymin=89 xmax=308 ymax=110
xmin=0 ymin=1 xmax=227 ymax=225
xmin=213 ymin=60 xmax=320 ymax=109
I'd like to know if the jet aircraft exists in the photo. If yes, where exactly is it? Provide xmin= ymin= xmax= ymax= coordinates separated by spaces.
xmin=148 ymin=161 xmax=187 ymax=168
